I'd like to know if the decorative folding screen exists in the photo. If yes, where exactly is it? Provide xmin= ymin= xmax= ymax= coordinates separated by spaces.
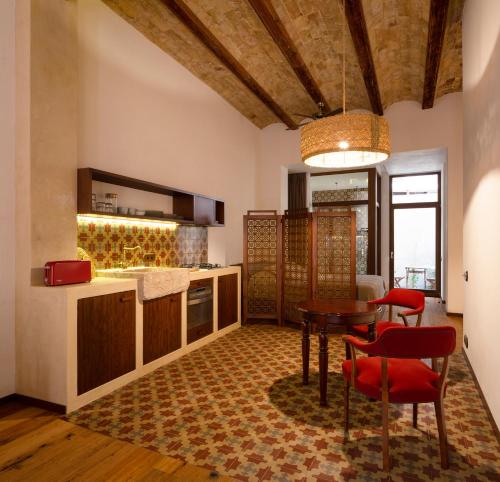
xmin=282 ymin=209 xmax=311 ymax=324
xmin=312 ymin=211 xmax=356 ymax=300
xmin=243 ymin=209 xmax=356 ymax=324
xmin=243 ymin=211 xmax=282 ymax=323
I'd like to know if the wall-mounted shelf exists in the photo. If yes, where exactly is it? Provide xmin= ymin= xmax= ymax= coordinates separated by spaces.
xmin=77 ymin=211 xmax=189 ymax=225
xmin=77 ymin=168 xmax=224 ymax=227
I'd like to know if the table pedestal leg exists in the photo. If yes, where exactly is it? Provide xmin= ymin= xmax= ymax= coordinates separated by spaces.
xmin=368 ymin=320 xmax=376 ymax=342
xmin=302 ymin=318 xmax=310 ymax=385
xmin=318 ymin=323 xmax=328 ymax=406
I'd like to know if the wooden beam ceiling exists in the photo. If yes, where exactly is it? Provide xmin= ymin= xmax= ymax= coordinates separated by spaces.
xmin=247 ymin=0 xmax=330 ymax=112
xmin=159 ymin=0 xmax=298 ymax=129
xmin=344 ymin=0 xmax=383 ymax=115
xmin=423 ymin=0 xmax=451 ymax=109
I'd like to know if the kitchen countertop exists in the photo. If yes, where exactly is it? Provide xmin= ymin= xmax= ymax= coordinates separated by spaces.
xmin=32 ymin=266 xmax=240 ymax=298
xmin=32 ymin=276 xmax=138 ymax=299
xmin=188 ymin=265 xmax=240 ymax=280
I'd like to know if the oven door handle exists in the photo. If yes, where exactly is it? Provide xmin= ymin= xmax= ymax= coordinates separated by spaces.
xmin=187 ymin=297 xmax=212 ymax=306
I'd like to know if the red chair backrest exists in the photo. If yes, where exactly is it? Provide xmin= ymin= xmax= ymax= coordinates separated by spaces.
xmin=384 ymin=288 xmax=425 ymax=311
xmin=375 ymin=326 xmax=456 ymax=359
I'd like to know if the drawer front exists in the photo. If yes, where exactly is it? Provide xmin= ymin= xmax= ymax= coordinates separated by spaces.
xmin=187 ymin=321 xmax=213 ymax=344
xmin=143 ymin=292 xmax=182 ymax=364
xmin=77 ymin=290 xmax=136 ymax=395
xmin=189 ymin=277 xmax=213 ymax=290
xmin=218 ymin=273 xmax=239 ymax=330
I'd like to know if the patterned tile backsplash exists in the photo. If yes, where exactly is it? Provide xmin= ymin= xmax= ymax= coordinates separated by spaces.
xmin=77 ymin=218 xmax=208 ymax=269
xmin=312 ymin=187 xmax=368 ymax=203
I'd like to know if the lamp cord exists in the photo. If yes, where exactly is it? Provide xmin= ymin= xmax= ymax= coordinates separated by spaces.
xmin=342 ymin=0 xmax=346 ymax=116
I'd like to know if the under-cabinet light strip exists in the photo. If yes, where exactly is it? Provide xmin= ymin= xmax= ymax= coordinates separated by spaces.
xmin=77 ymin=214 xmax=178 ymax=229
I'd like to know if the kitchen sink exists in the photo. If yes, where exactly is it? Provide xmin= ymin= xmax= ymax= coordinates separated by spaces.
xmin=96 ymin=266 xmax=190 ymax=300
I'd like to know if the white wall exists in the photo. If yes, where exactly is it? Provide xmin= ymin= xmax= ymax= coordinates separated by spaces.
xmin=15 ymin=0 xmax=79 ymax=399
xmin=383 ymin=94 xmax=463 ymax=313
xmin=462 ymin=0 xmax=500 ymax=426
xmin=256 ymin=94 xmax=463 ymax=312
xmin=0 ymin=0 xmax=16 ymax=397
xmin=256 ymin=124 xmax=300 ymax=212
xmin=78 ymin=0 xmax=259 ymax=265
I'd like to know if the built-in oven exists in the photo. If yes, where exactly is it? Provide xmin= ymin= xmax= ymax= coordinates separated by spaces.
xmin=187 ymin=278 xmax=213 ymax=344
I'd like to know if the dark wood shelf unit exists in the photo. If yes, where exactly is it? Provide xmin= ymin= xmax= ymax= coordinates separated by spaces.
xmin=215 ymin=200 xmax=225 ymax=225
xmin=78 ymin=168 xmax=224 ymax=227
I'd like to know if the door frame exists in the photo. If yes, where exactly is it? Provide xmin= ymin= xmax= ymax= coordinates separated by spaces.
xmin=310 ymin=167 xmax=380 ymax=274
xmin=389 ymin=171 xmax=442 ymax=297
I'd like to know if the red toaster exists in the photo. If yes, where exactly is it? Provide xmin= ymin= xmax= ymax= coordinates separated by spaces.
xmin=44 ymin=260 xmax=91 ymax=286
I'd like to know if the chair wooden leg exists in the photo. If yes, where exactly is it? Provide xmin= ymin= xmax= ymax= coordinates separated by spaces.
xmin=301 ymin=319 xmax=310 ymax=385
xmin=382 ymin=397 xmax=390 ymax=471
xmin=344 ymin=382 xmax=350 ymax=440
xmin=318 ymin=324 xmax=329 ymax=406
xmin=434 ymin=399 xmax=449 ymax=469
xmin=381 ymin=358 xmax=390 ymax=471
xmin=413 ymin=403 xmax=418 ymax=428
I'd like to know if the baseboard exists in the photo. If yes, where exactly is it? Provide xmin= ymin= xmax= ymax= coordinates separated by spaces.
xmin=0 ymin=393 xmax=65 ymax=414
xmin=446 ymin=312 xmax=463 ymax=317
xmin=462 ymin=350 xmax=500 ymax=444
xmin=0 ymin=393 xmax=17 ymax=404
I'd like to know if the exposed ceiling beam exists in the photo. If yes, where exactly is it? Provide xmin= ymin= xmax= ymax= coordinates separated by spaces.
xmin=160 ymin=0 xmax=297 ymax=129
xmin=344 ymin=0 xmax=383 ymax=115
xmin=422 ymin=0 xmax=450 ymax=109
xmin=247 ymin=0 xmax=330 ymax=112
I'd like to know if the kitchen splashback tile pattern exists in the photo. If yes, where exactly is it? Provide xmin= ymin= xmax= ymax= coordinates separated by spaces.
xmin=312 ymin=187 xmax=368 ymax=203
xmin=77 ymin=220 xmax=208 ymax=269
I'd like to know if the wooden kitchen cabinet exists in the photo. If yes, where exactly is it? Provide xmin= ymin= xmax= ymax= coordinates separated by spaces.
xmin=143 ymin=292 xmax=182 ymax=364
xmin=194 ymin=195 xmax=216 ymax=226
xmin=218 ymin=273 xmax=238 ymax=330
xmin=77 ymin=290 xmax=136 ymax=395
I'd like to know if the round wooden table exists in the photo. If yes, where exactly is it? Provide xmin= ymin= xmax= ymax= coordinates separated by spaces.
xmin=298 ymin=299 xmax=378 ymax=406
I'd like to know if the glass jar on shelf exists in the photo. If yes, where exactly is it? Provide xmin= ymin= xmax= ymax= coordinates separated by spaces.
xmin=105 ymin=193 xmax=118 ymax=213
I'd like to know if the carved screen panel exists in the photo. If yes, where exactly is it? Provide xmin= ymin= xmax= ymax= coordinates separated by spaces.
xmin=312 ymin=211 xmax=356 ymax=300
xmin=314 ymin=205 xmax=368 ymax=274
xmin=243 ymin=212 xmax=281 ymax=322
xmin=282 ymin=210 xmax=311 ymax=324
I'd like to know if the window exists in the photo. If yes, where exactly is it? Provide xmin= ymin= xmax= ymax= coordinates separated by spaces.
xmin=391 ymin=174 xmax=439 ymax=204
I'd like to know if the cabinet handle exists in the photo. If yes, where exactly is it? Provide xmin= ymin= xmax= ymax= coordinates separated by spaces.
xmin=120 ymin=296 xmax=134 ymax=303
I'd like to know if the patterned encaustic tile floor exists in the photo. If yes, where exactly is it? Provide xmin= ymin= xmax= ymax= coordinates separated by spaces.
xmin=67 ymin=325 xmax=500 ymax=481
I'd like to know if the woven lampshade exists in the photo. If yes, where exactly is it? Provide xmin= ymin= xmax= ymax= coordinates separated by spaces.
xmin=301 ymin=113 xmax=391 ymax=168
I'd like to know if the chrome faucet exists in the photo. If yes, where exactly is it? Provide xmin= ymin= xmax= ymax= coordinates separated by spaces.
xmin=122 ymin=245 xmax=142 ymax=268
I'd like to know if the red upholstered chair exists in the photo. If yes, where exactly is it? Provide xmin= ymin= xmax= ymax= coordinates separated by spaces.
xmin=352 ymin=288 xmax=425 ymax=338
xmin=342 ymin=326 xmax=456 ymax=471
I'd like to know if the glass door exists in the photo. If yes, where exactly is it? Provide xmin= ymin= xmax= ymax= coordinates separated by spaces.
xmin=390 ymin=173 xmax=441 ymax=296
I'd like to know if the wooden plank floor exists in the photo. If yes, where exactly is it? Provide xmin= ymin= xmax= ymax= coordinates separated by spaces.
xmin=0 ymin=402 xmax=232 ymax=481
xmin=420 ymin=297 xmax=463 ymax=351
